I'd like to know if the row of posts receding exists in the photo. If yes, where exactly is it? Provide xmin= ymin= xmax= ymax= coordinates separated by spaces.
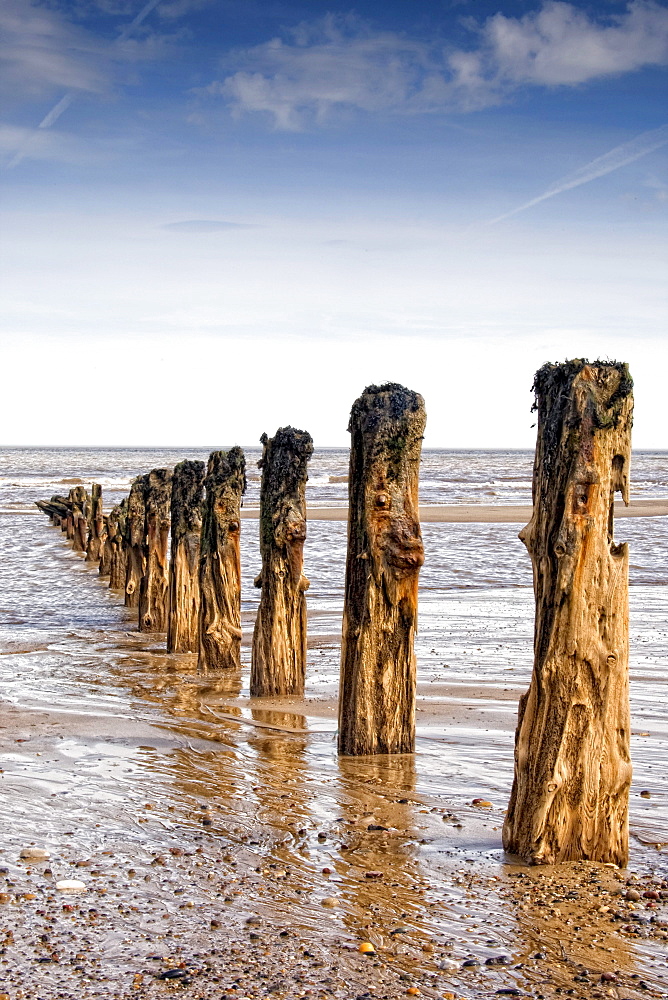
xmin=36 ymin=361 xmax=635 ymax=869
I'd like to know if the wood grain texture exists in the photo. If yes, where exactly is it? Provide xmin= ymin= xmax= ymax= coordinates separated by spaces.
xmin=503 ymin=360 xmax=633 ymax=867
xmin=338 ymin=383 xmax=426 ymax=756
xmin=197 ymin=448 xmax=246 ymax=672
xmin=124 ymin=475 xmax=148 ymax=609
xmin=139 ymin=468 xmax=173 ymax=633
xmin=167 ymin=459 xmax=206 ymax=653
xmin=250 ymin=427 xmax=313 ymax=698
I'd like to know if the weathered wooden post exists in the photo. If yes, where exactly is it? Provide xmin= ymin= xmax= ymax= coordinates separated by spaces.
xmin=85 ymin=484 xmax=104 ymax=563
xmin=71 ymin=486 xmax=88 ymax=552
xmin=167 ymin=460 xmax=206 ymax=653
xmin=98 ymin=515 xmax=112 ymax=577
xmin=139 ymin=468 xmax=172 ymax=633
xmin=61 ymin=493 xmax=73 ymax=535
xmin=124 ymin=475 xmax=147 ymax=608
xmin=35 ymin=496 xmax=69 ymax=526
xmin=64 ymin=488 xmax=78 ymax=540
xmin=198 ymin=448 xmax=246 ymax=672
xmin=250 ymin=427 xmax=313 ymax=697
xmin=109 ymin=501 xmax=128 ymax=590
xmin=338 ymin=384 xmax=426 ymax=756
xmin=503 ymin=360 xmax=633 ymax=867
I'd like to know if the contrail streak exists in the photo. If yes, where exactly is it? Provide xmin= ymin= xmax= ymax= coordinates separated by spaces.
xmin=488 ymin=124 xmax=668 ymax=225
xmin=117 ymin=0 xmax=164 ymax=42
xmin=6 ymin=0 xmax=163 ymax=168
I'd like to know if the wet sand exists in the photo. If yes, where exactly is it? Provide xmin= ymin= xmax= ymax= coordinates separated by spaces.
xmin=2 ymin=622 xmax=668 ymax=1000
xmin=240 ymin=498 xmax=668 ymax=522
xmin=1 ymin=513 xmax=667 ymax=998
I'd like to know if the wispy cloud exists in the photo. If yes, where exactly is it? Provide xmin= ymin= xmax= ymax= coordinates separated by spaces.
xmin=3 ymin=0 xmax=168 ymax=168
xmin=162 ymin=220 xmax=257 ymax=232
xmin=202 ymin=2 xmax=668 ymax=128
xmin=488 ymin=124 xmax=668 ymax=224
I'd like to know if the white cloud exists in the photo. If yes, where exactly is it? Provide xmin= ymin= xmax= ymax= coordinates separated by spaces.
xmin=0 ymin=0 xmax=110 ymax=99
xmin=0 ymin=0 xmax=181 ymax=108
xmin=209 ymin=15 xmax=440 ymax=130
xmin=208 ymin=3 xmax=668 ymax=128
xmin=479 ymin=0 xmax=668 ymax=87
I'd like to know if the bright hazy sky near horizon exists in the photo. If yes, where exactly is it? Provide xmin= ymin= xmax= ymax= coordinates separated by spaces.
xmin=1 ymin=0 xmax=666 ymax=448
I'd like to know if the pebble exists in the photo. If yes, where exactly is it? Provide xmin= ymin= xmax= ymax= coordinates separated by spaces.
xmin=19 ymin=847 xmax=49 ymax=860
xmin=321 ymin=897 xmax=340 ymax=907
xmin=625 ymin=889 xmax=641 ymax=901
xmin=358 ymin=941 xmax=375 ymax=954
xmin=437 ymin=958 xmax=459 ymax=971
xmin=471 ymin=798 xmax=492 ymax=807
xmin=364 ymin=871 xmax=383 ymax=879
xmin=55 ymin=879 xmax=87 ymax=891
xmin=640 ymin=790 xmax=652 ymax=798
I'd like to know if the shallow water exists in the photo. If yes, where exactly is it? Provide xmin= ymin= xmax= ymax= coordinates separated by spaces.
xmin=1 ymin=449 xmax=667 ymax=996
xmin=2 ymin=446 xmax=667 ymax=512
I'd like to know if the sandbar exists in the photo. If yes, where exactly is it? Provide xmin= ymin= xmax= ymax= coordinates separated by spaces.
xmin=239 ymin=497 xmax=668 ymax=523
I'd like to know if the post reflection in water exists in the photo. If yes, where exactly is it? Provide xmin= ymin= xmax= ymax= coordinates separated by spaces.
xmin=247 ymin=707 xmax=311 ymax=842
xmin=331 ymin=754 xmax=441 ymax=958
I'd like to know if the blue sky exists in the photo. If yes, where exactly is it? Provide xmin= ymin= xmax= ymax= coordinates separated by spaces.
xmin=1 ymin=0 xmax=667 ymax=446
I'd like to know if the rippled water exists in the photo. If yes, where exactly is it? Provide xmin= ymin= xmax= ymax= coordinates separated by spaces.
xmin=1 ymin=448 xmax=667 ymax=995
xmin=2 ymin=446 xmax=667 ymax=512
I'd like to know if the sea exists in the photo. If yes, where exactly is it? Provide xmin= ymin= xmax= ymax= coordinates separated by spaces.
xmin=0 ymin=447 xmax=667 ymax=989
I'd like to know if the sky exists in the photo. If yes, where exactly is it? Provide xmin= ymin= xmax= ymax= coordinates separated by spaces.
xmin=1 ymin=0 xmax=667 ymax=447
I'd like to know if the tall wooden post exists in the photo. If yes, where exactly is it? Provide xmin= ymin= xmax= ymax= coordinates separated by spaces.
xmin=503 ymin=360 xmax=633 ymax=867
xmin=250 ymin=427 xmax=313 ymax=697
xmin=198 ymin=448 xmax=246 ymax=672
xmin=124 ymin=475 xmax=147 ymax=608
xmin=98 ymin=515 xmax=112 ymax=577
xmin=109 ymin=501 xmax=128 ymax=590
xmin=85 ymin=484 xmax=104 ymax=563
xmin=139 ymin=468 xmax=172 ymax=633
xmin=71 ymin=486 xmax=89 ymax=553
xmin=167 ymin=460 xmax=205 ymax=653
xmin=61 ymin=493 xmax=73 ymax=536
xmin=338 ymin=384 xmax=425 ymax=756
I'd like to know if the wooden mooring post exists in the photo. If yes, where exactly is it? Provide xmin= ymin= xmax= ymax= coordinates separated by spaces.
xmin=338 ymin=384 xmax=425 ymax=756
xmin=503 ymin=360 xmax=633 ymax=867
xmin=139 ymin=469 xmax=172 ymax=633
xmin=124 ymin=475 xmax=147 ymax=608
xmin=250 ymin=427 xmax=313 ymax=698
xmin=108 ymin=501 xmax=128 ymax=590
xmin=71 ymin=486 xmax=89 ymax=553
xmin=198 ymin=448 xmax=246 ymax=672
xmin=167 ymin=460 xmax=206 ymax=653
xmin=85 ymin=484 xmax=104 ymax=563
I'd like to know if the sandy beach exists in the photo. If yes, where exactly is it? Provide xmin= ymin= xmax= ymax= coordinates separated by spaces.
xmin=1 ymin=443 xmax=667 ymax=999
xmin=1 ymin=516 xmax=667 ymax=999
